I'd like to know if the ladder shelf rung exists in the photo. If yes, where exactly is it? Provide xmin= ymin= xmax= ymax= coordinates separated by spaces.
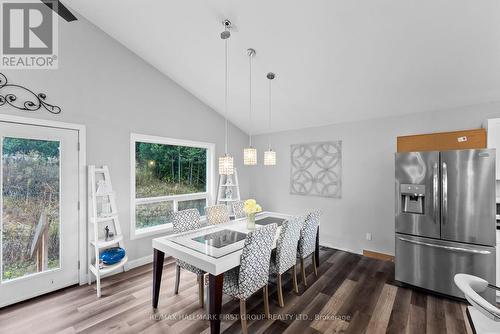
xmin=94 ymin=214 xmax=119 ymax=223
xmin=89 ymin=256 xmax=128 ymax=276
xmin=90 ymin=235 xmax=123 ymax=248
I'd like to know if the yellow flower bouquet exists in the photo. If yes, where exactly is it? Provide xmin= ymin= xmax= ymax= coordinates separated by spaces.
xmin=244 ymin=199 xmax=262 ymax=230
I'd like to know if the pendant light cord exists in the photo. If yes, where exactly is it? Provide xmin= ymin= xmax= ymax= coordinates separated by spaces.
xmin=224 ymin=35 xmax=228 ymax=154
xmin=249 ymin=54 xmax=252 ymax=147
xmin=268 ymin=77 xmax=272 ymax=150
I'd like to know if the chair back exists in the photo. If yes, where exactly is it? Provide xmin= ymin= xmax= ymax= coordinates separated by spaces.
xmin=205 ymin=204 xmax=230 ymax=225
xmin=298 ymin=210 xmax=321 ymax=258
xmin=238 ymin=223 xmax=278 ymax=298
xmin=275 ymin=215 xmax=304 ymax=274
xmin=454 ymin=273 xmax=500 ymax=322
xmin=232 ymin=201 xmax=246 ymax=219
xmin=171 ymin=208 xmax=201 ymax=233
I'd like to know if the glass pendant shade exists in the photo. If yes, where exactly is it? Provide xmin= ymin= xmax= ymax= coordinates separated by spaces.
xmin=264 ymin=149 xmax=276 ymax=166
xmin=243 ymin=147 xmax=257 ymax=165
xmin=219 ymin=154 xmax=234 ymax=175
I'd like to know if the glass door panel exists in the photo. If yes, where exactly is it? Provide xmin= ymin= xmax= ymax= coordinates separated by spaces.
xmin=1 ymin=137 xmax=61 ymax=281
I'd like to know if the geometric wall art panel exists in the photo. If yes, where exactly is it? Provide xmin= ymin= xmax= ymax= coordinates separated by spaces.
xmin=290 ymin=141 xmax=342 ymax=198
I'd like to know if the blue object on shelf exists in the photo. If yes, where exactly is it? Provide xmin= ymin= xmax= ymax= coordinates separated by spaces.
xmin=99 ymin=247 xmax=125 ymax=265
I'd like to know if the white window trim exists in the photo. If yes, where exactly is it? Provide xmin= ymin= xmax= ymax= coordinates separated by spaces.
xmin=130 ymin=133 xmax=215 ymax=239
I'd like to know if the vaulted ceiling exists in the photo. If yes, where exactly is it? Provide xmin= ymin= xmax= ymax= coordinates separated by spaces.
xmin=68 ymin=0 xmax=500 ymax=134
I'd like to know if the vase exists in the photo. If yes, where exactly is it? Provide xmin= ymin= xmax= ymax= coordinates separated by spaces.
xmin=247 ymin=213 xmax=256 ymax=230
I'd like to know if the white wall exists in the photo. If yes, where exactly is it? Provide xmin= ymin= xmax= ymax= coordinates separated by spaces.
xmin=0 ymin=16 xmax=250 ymax=264
xmin=250 ymin=102 xmax=500 ymax=255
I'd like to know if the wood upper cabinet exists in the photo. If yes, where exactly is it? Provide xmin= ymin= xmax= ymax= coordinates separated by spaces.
xmin=486 ymin=118 xmax=500 ymax=180
xmin=397 ymin=129 xmax=487 ymax=153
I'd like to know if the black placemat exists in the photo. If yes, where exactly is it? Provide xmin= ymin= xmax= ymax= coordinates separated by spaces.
xmin=256 ymin=217 xmax=286 ymax=226
xmin=192 ymin=229 xmax=247 ymax=248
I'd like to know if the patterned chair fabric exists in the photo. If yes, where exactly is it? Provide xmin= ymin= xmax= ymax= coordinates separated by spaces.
xmin=205 ymin=204 xmax=230 ymax=225
xmin=232 ymin=201 xmax=246 ymax=219
xmin=298 ymin=210 xmax=322 ymax=258
xmin=171 ymin=208 xmax=205 ymax=275
xmin=270 ymin=215 xmax=304 ymax=275
xmin=223 ymin=223 xmax=278 ymax=299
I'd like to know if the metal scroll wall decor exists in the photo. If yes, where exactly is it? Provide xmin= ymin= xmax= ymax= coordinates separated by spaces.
xmin=290 ymin=141 xmax=342 ymax=198
xmin=0 ymin=72 xmax=61 ymax=114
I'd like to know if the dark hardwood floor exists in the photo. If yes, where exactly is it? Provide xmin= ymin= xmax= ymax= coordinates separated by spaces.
xmin=0 ymin=247 xmax=473 ymax=334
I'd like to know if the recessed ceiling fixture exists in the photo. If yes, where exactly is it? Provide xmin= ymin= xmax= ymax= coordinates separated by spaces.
xmin=243 ymin=48 xmax=257 ymax=166
xmin=218 ymin=19 xmax=234 ymax=175
xmin=264 ymin=72 xmax=277 ymax=166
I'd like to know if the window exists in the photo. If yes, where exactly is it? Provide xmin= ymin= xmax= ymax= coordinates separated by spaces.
xmin=131 ymin=134 xmax=214 ymax=238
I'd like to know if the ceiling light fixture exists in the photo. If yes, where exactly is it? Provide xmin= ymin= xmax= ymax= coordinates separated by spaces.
xmin=264 ymin=72 xmax=276 ymax=166
xmin=243 ymin=48 xmax=257 ymax=165
xmin=219 ymin=19 xmax=234 ymax=175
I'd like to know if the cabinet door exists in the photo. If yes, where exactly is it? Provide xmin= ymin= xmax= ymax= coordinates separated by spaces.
xmin=487 ymin=118 xmax=500 ymax=179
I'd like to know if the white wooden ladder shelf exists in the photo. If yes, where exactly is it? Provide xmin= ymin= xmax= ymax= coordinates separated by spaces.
xmin=216 ymin=167 xmax=241 ymax=216
xmin=88 ymin=165 xmax=127 ymax=297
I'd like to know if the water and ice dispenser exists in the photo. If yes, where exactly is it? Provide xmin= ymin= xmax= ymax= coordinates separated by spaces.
xmin=400 ymin=184 xmax=425 ymax=214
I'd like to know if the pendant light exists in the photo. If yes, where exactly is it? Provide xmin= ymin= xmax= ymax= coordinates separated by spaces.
xmin=264 ymin=72 xmax=277 ymax=166
xmin=243 ymin=48 xmax=257 ymax=165
xmin=218 ymin=20 xmax=234 ymax=175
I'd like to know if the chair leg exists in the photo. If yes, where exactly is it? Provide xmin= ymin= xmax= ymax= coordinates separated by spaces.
xmin=292 ymin=265 xmax=299 ymax=293
xmin=312 ymin=252 xmax=318 ymax=277
xmin=240 ymin=299 xmax=248 ymax=334
xmin=263 ymin=285 xmax=270 ymax=319
xmin=300 ymin=257 xmax=307 ymax=287
xmin=198 ymin=274 xmax=204 ymax=308
xmin=277 ymin=274 xmax=284 ymax=307
xmin=174 ymin=264 xmax=180 ymax=294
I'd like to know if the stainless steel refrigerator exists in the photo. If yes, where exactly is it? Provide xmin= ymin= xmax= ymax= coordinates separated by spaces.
xmin=395 ymin=149 xmax=496 ymax=300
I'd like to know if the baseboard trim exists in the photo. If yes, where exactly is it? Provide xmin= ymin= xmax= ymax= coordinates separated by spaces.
xmin=125 ymin=254 xmax=153 ymax=270
xmin=363 ymin=249 xmax=395 ymax=262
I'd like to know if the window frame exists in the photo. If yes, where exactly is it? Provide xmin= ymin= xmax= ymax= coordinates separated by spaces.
xmin=130 ymin=133 xmax=215 ymax=239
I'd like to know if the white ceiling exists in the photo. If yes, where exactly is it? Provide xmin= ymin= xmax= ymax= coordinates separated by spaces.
xmin=68 ymin=0 xmax=500 ymax=134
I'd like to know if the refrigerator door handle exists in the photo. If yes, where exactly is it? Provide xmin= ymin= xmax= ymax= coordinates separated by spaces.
xmin=442 ymin=162 xmax=448 ymax=225
xmin=433 ymin=163 xmax=439 ymax=224
xmin=397 ymin=237 xmax=491 ymax=254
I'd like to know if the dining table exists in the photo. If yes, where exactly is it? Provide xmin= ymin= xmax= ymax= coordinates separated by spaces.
xmin=151 ymin=211 xmax=320 ymax=334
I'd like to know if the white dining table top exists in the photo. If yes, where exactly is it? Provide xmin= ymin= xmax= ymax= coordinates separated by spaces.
xmin=152 ymin=211 xmax=293 ymax=275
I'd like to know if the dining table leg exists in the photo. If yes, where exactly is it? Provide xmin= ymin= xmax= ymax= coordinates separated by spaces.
xmin=315 ymin=226 xmax=320 ymax=269
xmin=152 ymin=248 xmax=165 ymax=309
xmin=209 ymin=273 xmax=224 ymax=334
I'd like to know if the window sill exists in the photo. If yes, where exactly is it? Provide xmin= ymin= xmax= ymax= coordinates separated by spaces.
xmin=131 ymin=217 xmax=208 ymax=240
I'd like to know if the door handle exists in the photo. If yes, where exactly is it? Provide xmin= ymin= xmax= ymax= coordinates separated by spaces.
xmin=433 ymin=163 xmax=439 ymax=224
xmin=398 ymin=237 xmax=491 ymax=254
xmin=442 ymin=162 xmax=448 ymax=225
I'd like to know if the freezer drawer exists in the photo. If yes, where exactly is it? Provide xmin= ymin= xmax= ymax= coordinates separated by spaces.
xmin=395 ymin=234 xmax=495 ymax=301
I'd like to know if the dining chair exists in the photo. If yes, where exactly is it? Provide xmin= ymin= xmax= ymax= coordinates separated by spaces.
xmin=297 ymin=210 xmax=322 ymax=287
xmin=205 ymin=204 xmax=230 ymax=225
xmin=171 ymin=208 xmax=206 ymax=307
xmin=232 ymin=200 xmax=246 ymax=219
xmin=454 ymin=273 xmax=500 ymax=332
xmin=223 ymin=223 xmax=278 ymax=334
xmin=269 ymin=215 xmax=304 ymax=307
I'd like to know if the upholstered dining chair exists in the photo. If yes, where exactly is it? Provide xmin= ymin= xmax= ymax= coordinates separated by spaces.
xmin=269 ymin=215 xmax=304 ymax=307
xmin=205 ymin=204 xmax=230 ymax=225
xmin=297 ymin=210 xmax=322 ymax=287
xmin=232 ymin=200 xmax=246 ymax=219
xmin=171 ymin=208 xmax=205 ymax=307
xmin=223 ymin=223 xmax=278 ymax=334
